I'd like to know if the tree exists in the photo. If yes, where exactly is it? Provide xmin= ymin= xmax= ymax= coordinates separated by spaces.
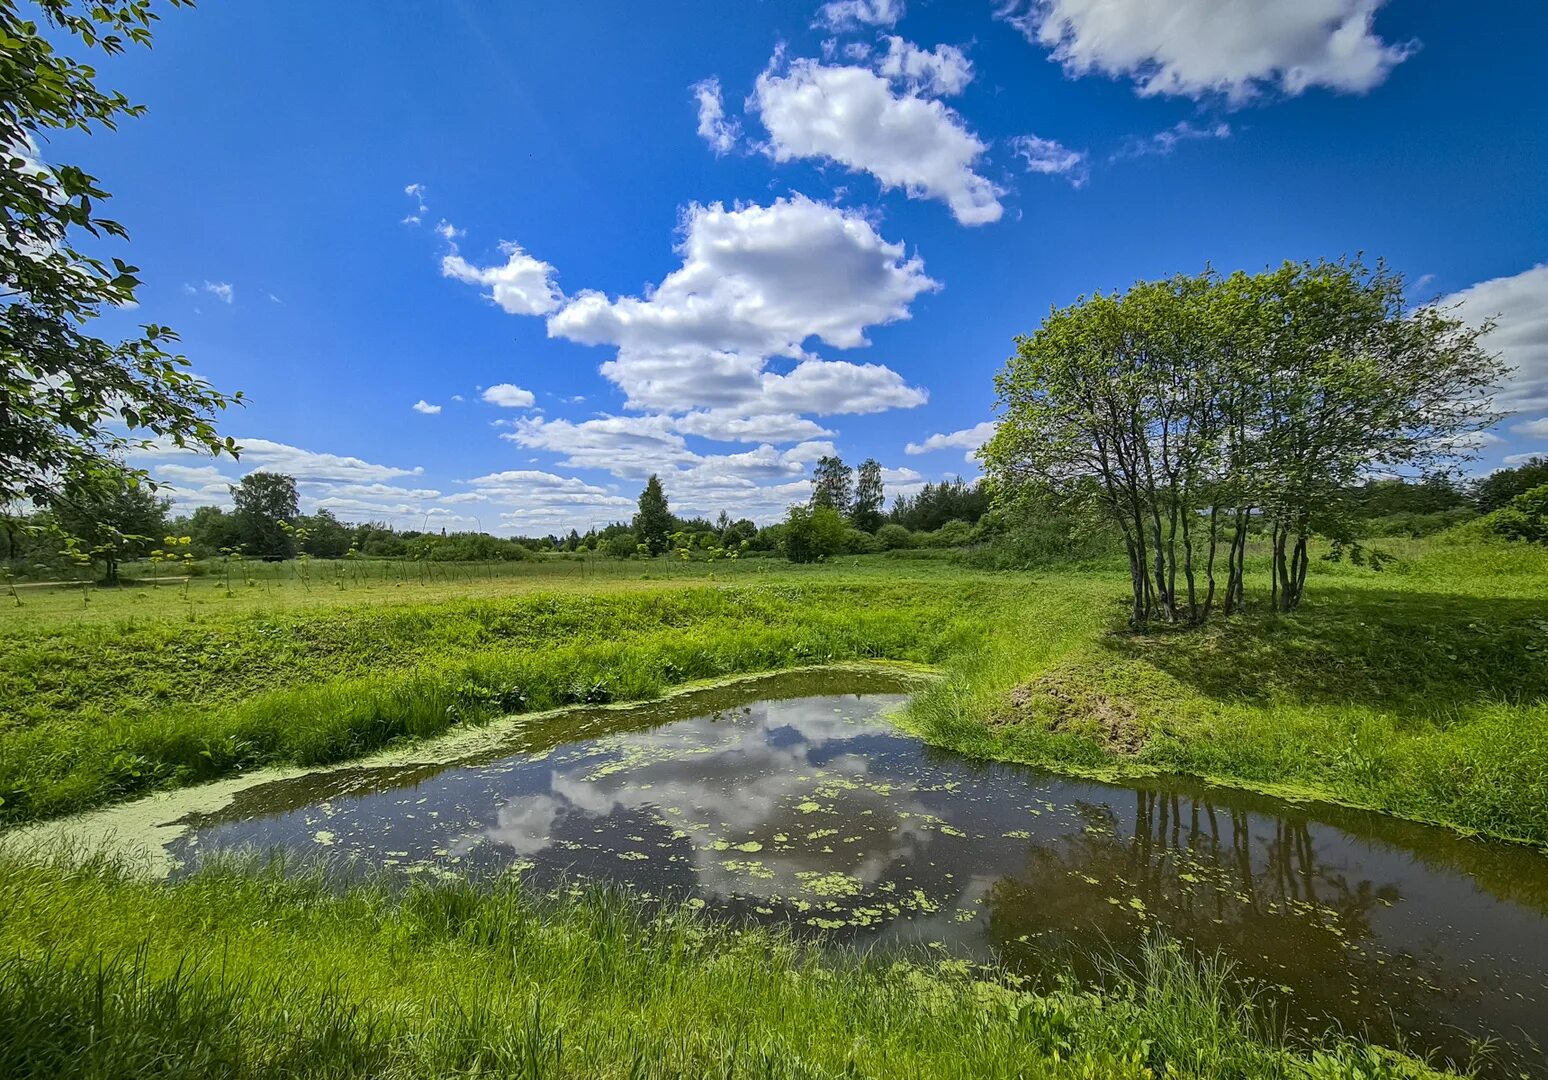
xmin=1475 ymin=457 xmax=1548 ymax=512
xmin=720 ymin=517 xmax=757 ymax=549
xmin=232 ymin=472 xmax=298 ymax=558
xmin=179 ymin=504 xmax=242 ymax=557
xmin=1484 ymin=483 xmax=1548 ymax=545
xmin=782 ymin=504 xmax=847 ymax=563
xmin=297 ymin=508 xmax=350 ymax=557
xmin=888 ymin=478 xmax=990 ymax=531
xmin=1 ymin=0 xmax=241 ymax=510
xmin=852 ymin=458 xmax=884 ymax=532
xmin=50 ymin=467 xmax=170 ymax=582
xmin=604 ymin=532 xmax=638 ymax=558
xmin=633 ymin=474 xmax=671 ymax=555
xmin=984 ymin=261 xmax=1502 ymax=625
xmin=810 ymin=455 xmax=854 ymax=516
xmin=1249 ymin=261 xmax=1500 ymax=611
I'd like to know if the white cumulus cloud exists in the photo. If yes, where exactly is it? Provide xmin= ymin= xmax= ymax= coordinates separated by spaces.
xmin=1440 ymin=264 xmax=1548 ymax=414
xmin=692 ymin=77 xmax=743 ymax=155
xmin=999 ymin=0 xmax=1414 ymax=102
xmin=482 ymin=383 xmax=537 ymax=408
xmin=442 ymin=242 xmax=562 ymax=316
xmin=813 ymin=0 xmax=903 ymax=32
xmin=905 ymin=421 xmax=997 ymax=461
xmin=753 ymin=56 xmax=1003 ymax=226
xmin=547 ymin=195 xmax=935 ymax=421
xmin=875 ymin=37 xmax=973 ymax=97
xmin=412 ymin=399 xmax=442 ymax=415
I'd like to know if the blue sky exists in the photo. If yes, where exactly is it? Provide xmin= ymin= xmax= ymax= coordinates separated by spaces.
xmin=66 ymin=0 xmax=1548 ymax=533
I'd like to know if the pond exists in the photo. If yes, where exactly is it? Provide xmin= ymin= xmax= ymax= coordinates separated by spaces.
xmin=154 ymin=668 xmax=1546 ymax=1076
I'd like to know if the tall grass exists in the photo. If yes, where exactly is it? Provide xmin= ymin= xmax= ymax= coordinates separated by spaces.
xmin=0 ymin=581 xmax=987 ymax=823
xmin=4 ymin=540 xmax=1547 ymax=844
xmin=0 ymin=853 xmax=1452 ymax=1079
xmin=903 ymin=542 xmax=1548 ymax=845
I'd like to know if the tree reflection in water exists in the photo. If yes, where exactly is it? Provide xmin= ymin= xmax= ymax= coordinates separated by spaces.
xmin=986 ymin=790 xmax=1471 ymax=1061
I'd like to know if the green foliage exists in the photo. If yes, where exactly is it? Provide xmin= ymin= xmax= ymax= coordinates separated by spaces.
xmin=1474 ymin=456 xmax=1548 ymax=512
xmin=913 ymin=519 xmax=975 ymax=548
xmin=0 ymin=857 xmax=1449 ymax=1080
xmin=604 ymin=531 xmax=638 ymax=558
xmin=408 ymin=531 xmax=530 ymax=562
xmin=0 ymin=0 xmax=240 ymax=507
xmin=810 ymin=454 xmax=854 ymax=515
xmin=633 ymin=474 xmax=671 ymax=555
xmin=47 ymin=466 xmax=170 ymax=581
xmin=985 ymin=260 xmax=1503 ymax=623
xmin=852 ymin=457 xmax=885 ymax=532
xmin=1479 ymin=483 xmax=1548 ymax=545
xmin=783 ymin=504 xmax=849 ymax=562
xmin=967 ymin=500 xmax=1121 ymax=570
xmin=177 ymin=504 xmax=242 ymax=557
xmin=876 ymin=522 xmax=913 ymax=550
xmin=889 ymin=477 xmax=991 ymax=531
xmin=1347 ymin=477 xmax=1471 ymax=518
xmin=295 ymin=508 xmax=351 ymax=557
xmin=231 ymin=472 xmax=298 ymax=558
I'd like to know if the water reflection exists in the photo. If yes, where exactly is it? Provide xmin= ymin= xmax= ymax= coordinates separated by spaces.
xmin=165 ymin=670 xmax=1548 ymax=1077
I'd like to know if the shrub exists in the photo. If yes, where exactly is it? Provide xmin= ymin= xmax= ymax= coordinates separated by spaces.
xmin=914 ymin=520 xmax=974 ymax=548
xmin=782 ymin=506 xmax=848 ymax=562
xmin=876 ymin=523 xmax=913 ymax=550
xmin=1488 ymin=483 xmax=1548 ymax=544
xmin=605 ymin=533 xmax=638 ymax=558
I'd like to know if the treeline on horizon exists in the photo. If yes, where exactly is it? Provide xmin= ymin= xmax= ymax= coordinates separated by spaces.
xmin=0 ymin=461 xmax=1000 ymax=578
xmin=6 ymin=449 xmax=1545 ymax=583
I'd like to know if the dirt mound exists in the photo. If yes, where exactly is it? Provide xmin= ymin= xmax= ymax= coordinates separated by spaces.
xmin=999 ymin=673 xmax=1148 ymax=754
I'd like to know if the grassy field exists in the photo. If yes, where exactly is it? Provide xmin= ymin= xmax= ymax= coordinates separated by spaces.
xmin=906 ymin=539 xmax=1548 ymax=847
xmin=3 ymin=540 xmax=1544 ymax=1077
xmin=0 ymin=852 xmax=1449 ymax=1079
xmin=3 ymin=540 xmax=1546 ymax=844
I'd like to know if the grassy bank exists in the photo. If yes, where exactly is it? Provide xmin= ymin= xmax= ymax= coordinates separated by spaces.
xmin=0 ymin=574 xmax=1002 ymax=822
xmin=3 ymin=540 xmax=1547 ymax=845
xmin=0 ymin=853 xmax=1449 ymax=1079
xmin=906 ymin=540 xmax=1548 ymax=846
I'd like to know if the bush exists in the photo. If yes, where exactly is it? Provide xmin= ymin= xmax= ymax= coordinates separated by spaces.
xmin=605 ymin=533 xmax=638 ymax=558
xmin=782 ymin=506 xmax=848 ymax=562
xmin=1489 ymin=484 xmax=1548 ymax=544
xmin=844 ymin=528 xmax=881 ymax=554
xmin=963 ymin=513 xmax=1121 ymax=570
xmin=913 ymin=520 xmax=974 ymax=548
xmin=1350 ymin=509 xmax=1477 ymax=539
xmin=876 ymin=523 xmax=913 ymax=550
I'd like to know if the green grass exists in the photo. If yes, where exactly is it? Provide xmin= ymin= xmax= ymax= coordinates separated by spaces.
xmin=2 ymin=542 xmax=1543 ymax=1077
xmin=0 ymin=575 xmax=990 ymax=822
xmin=0 ymin=852 xmax=1450 ymax=1079
xmin=4 ymin=541 xmax=1548 ymax=845
xmin=904 ymin=540 xmax=1548 ymax=846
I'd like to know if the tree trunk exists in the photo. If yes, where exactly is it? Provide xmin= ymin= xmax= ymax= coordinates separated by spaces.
xmin=1202 ymin=504 xmax=1220 ymax=620
xmin=1180 ymin=503 xmax=1199 ymax=623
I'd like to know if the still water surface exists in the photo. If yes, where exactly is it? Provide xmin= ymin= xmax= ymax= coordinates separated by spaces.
xmin=166 ymin=669 xmax=1548 ymax=1076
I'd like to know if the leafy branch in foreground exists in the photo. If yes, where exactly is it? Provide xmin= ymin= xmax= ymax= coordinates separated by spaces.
xmin=0 ymin=0 xmax=240 ymax=511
